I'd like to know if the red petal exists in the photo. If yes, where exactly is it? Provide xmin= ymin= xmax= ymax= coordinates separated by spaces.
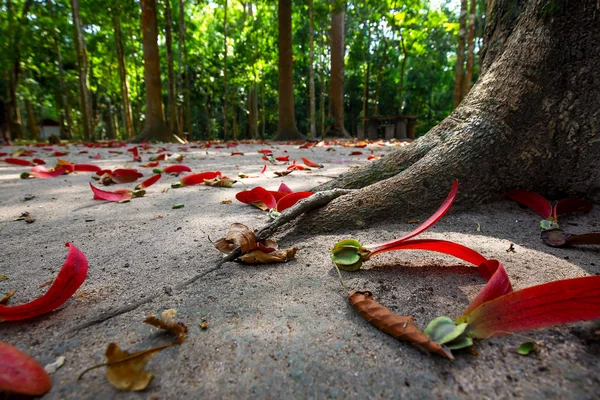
xmin=466 ymin=276 xmax=600 ymax=338
xmin=368 ymin=239 xmax=487 ymax=265
xmin=301 ymin=157 xmax=323 ymax=168
xmin=89 ymin=183 xmax=133 ymax=202
xmin=236 ymin=187 xmax=277 ymax=210
xmin=0 ymin=341 xmax=51 ymax=395
xmin=350 ymin=151 xmax=363 ymax=155
xmin=110 ymin=168 xmax=143 ymax=183
xmin=4 ymin=157 xmax=33 ymax=166
xmin=260 ymin=165 xmax=267 ymax=174
xmin=179 ymin=171 xmax=221 ymax=186
xmin=553 ymin=198 xmax=593 ymax=219
xmin=506 ymin=189 xmax=552 ymax=219
xmin=459 ymin=260 xmax=513 ymax=319
xmin=0 ymin=243 xmax=88 ymax=321
xmin=258 ymin=149 xmax=273 ymax=155
xmin=276 ymin=155 xmax=290 ymax=162
xmin=278 ymin=182 xmax=294 ymax=194
xmin=140 ymin=161 xmax=160 ymax=168
xmin=32 ymin=158 xmax=46 ymax=165
xmin=29 ymin=166 xmax=66 ymax=179
xmin=276 ymin=191 xmax=313 ymax=212
xmin=74 ymin=164 xmax=102 ymax=173
xmin=138 ymin=174 xmax=161 ymax=189
xmin=163 ymin=164 xmax=192 ymax=174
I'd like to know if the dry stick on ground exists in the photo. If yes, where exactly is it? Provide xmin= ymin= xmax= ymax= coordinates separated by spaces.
xmin=68 ymin=188 xmax=354 ymax=333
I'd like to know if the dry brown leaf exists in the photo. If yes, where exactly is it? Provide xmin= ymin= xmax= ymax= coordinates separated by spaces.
xmin=349 ymin=290 xmax=454 ymax=360
xmin=144 ymin=309 xmax=188 ymax=344
xmin=0 ymin=275 xmax=8 ymax=281
xmin=214 ymin=223 xmax=257 ymax=255
xmin=239 ymin=248 xmax=297 ymax=264
xmin=98 ymin=173 xmax=115 ymax=185
xmin=0 ymin=290 xmax=16 ymax=305
xmin=204 ymin=177 xmax=237 ymax=187
xmin=273 ymin=169 xmax=293 ymax=177
xmin=220 ymin=199 xmax=233 ymax=204
xmin=250 ymin=201 xmax=269 ymax=211
xmin=104 ymin=342 xmax=168 ymax=391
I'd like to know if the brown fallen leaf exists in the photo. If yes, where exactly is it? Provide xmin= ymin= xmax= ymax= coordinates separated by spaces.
xmin=239 ymin=248 xmax=297 ymax=264
xmin=214 ymin=223 xmax=257 ymax=254
xmin=15 ymin=212 xmax=35 ymax=223
xmin=39 ymin=279 xmax=54 ymax=289
xmin=104 ymin=342 xmax=168 ymax=391
xmin=407 ymin=219 xmax=420 ymax=224
xmin=204 ymin=177 xmax=237 ymax=187
xmin=0 ymin=275 xmax=8 ymax=281
xmin=274 ymin=169 xmax=293 ymax=177
xmin=220 ymin=199 xmax=233 ymax=204
xmin=349 ymin=290 xmax=454 ymax=360
xmin=0 ymin=290 xmax=16 ymax=305
xmin=144 ymin=309 xmax=188 ymax=344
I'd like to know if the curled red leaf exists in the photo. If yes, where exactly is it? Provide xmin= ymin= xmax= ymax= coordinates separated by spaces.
xmin=74 ymin=164 xmax=102 ymax=173
xmin=276 ymin=155 xmax=289 ymax=162
xmin=0 ymin=243 xmax=88 ymax=321
xmin=0 ymin=341 xmax=52 ymax=395
xmin=178 ymin=171 xmax=221 ymax=186
xmin=163 ymin=164 xmax=192 ymax=174
xmin=4 ymin=157 xmax=33 ymax=166
xmin=137 ymin=174 xmax=162 ymax=189
xmin=29 ymin=165 xmax=66 ymax=179
xmin=553 ymin=198 xmax=593 ymax=219
xmin=276 ymin=191 xmax=313 ymax=212
xmin=301 ymin=157 xmax=323 ymax=168
xmin=110 ymin=169 xmax=144 ymax=184
xmin=506 ymin=189 xmax=552 ymax=219
xmin=90 ymin=183 xmax=133 ymax=202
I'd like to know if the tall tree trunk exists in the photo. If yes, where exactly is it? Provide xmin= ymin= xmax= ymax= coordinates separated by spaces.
xmin=223 ymin=0 xmax=229 ymax=141
xmin=373 ymin=39 xmax=389 ymax=116
xmin=137 ymin=0 xmax=171 ymax=142
xmin=164 ymin=0 xmax=179 ymax=136
xmin=113 ymin=12 xmax=135 ymax=140
xmin=308 ymin=0 xmax=316 ymax=138
xmin=178 ymin=0 xmax=185 ymax=135
xmin=301 ymin=0 xmax=600 ymax=232
xmin=25 ymin=98 xmax=39 ymax=141
xmin=47 ymin=0 xmax=73 ymax=139
xmin=319 ymin=31 xmax=327 ymax=138
xmin=398 ymin=35 xmax=408 ymax=113
xmin=361 ymin=23 xmax=371 ymax=122
xmin=453 ymin=0 xmax=468 ymax=108
xmin=247 ymin=2 xmax=258 ymax=140
xmin=71 ymin=0 xmax=94 ymax=141
xmin=6 ymin=0 xmax=34 ymax=140
xmin=463 ymin=0 xmax=477 ymax=98
xmin=273 ymin=0 xmax=304 ymax=141
xmin=325 ymin=1 xmax=349 ymax=138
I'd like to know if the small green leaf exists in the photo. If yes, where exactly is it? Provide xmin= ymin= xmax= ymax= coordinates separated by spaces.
xmin=517 ymin=341 xmax=538 ymax=356
xmin=132 ymin=190 xmax=146 ymax=198
xmin=20 ymin=172 xmax=31 ymax=179
xmin=540 ymin=219 xmax=559 ymax=231
xmin=445 ymin=335 xmax=473 ymax=350
xmin=0 ymin=275 xmax=8 ymax=281
xmin=171 ymin=182 xmax=184 ymax=188
xmin=332 ymin=247 xmax=361 ymax=266
xmin=152 ymin=168 xmax=163 ymax=174
xmin=172 ymin=204 xmax=185 ymax=209
xmin=424 ymin=316 xmax=468 ymax=344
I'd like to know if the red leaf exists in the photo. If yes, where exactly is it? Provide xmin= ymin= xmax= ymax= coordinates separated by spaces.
xmin=553 ymin=198 xmax=593 ymax=219
xmin=90 ymin=183 xmax=133 ymax=202
xmin=276 ymin=191 xmax=313 ymax=212
xmin=52 ymin=151 xmax=69 ymax=157
xmin=301 ymin=157 xmax=323 ymax=168
xmin=276 ymin=155 xmax=290 ymax=162
xmin=74 ymin=164 xmax=102 ymax=173
xmin=110 ymin=168 xmax=143 ymax=184
xmin=566 ymin=233 xmax=600 ymax=246
xmin=4 ymin=157 xmax=33 ymax=166
xmin=32 ymin=158 xmax=46 ymax=165
xmin=350 ymin=151 xmax=363 ymax=155
xmin=163 ymin=164 xmax=192 ymax=174
xmin=127 ymin=146 xmax=141 ymax=161
xmin=0 ymin=243 xmax=88 ymax=321
xmin=0 ymin=341 xmax=51 ymax=396
xmin=140 ymin=161 xmax=160 ymax=168
xmin=56 ymin=159 xmax=75 ymax=173
xmin=278 ymin=182 xmax=293 ymax=194
xmin=466 ymin=276 xmax=600 ymax=339
xmin=235 ymin=187 xmax=277 ymax=210
xmin=506 ymin=189 xmax=552 ymax=219
xmin=231 ymin=151 xmax=244 ymax=156
xmin=137 ymin=174 xmax=161 ymax=189
xmin=179 ymin=171 xmax=221 ymax=186
xmin=368 ymin=180 xmax=459 ymax=253
xmin=258 ymin=149 xmax=273 ymax=155
xmin=260 ymin=164 xmax=267 ymax=174
xmin=369 ymin=239 xmax=487 ymax=266
xmin=29 ymin=166 xmax=66 ymax=179
xmin=459 ymin=260 xmax=513 ymax=319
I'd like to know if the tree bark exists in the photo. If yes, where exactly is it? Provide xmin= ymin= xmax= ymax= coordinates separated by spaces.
xmin=71 ymin=0 xmax=94 ymax=141
xmin=178 ymin=0 xmax=185 ymax=136
xmin=297 ymin=0 xmax=600 ymax=233
xmin=463 ymin=0 xmax=477 ymax=98
xmin=136 ymin=0 xmax=171 ymax=142
xmin=113 ymin=12 xmax=135 ymax=140
xmin=325 ymin=2 xmax=350 ymax=138
xmin=25 ymin=98 xmax=39 ymax=141
xmin=164 ymin=0 xmax=179 ymax=137
xmin=308 ymin=0 xmax=316 ymax=138
xmin=453 ymin=0 xmax=468 ymax=109
xmin=273 ymin=0 xmax=304 ymax=141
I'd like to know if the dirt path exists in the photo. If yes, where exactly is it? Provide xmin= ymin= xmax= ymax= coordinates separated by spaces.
xmin=1 ymin=141 xmax=598 ymax=399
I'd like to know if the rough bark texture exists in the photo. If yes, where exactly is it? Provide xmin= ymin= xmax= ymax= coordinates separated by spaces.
xmin=136 ymin=0 xmax=171 ymax=142
xmin=463 ymin=0 xmax=477 ymax=98
xmin=71 ymin=0 xmax=94 ymax=141
xmin=113 ymin=13 xmax=135 ymax=140
xmin=223 ymin=0 xmax=229 ymax=141
xmin=164 ymin=0 xmax=179 ymax=136
xmin=308 ymin=0 xmax=316 ymax=138
xmin=453 ymin=0 xmax=468 ymax=108
xmin=273 ymin=0 xmax=305 ymax=141
xmin=325 ymin=4 xmax=350 ymax=138
xmin=25 ymin=98 xmax=39 ymax=141
xmin=300 ymin=0 xmax=600 ymax=233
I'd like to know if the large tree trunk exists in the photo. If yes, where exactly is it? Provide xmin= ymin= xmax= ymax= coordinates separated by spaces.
xmin=297 ymin=0 xmax=600 ymax=233
xmin=307 ymin=0 xmax=316 ymax=138
xmin=113 ymin=12 xmax=135 ymax=140
xmin=453 ymin=0 xmax=468 ymax=109
xmin=164 ymin=0 xmax=179 ymax=137
xmin=223 ymin=0 xmax=229 ymax=141
xmin=136 ymin=0 xmax=171 ymax=142
xmin=25 ymin=98 xmax=39 ymax=141
xmin=463 ymin=0 xmax=477 ymax=98
xmin=71 ymin=0 xmax=94 ymax=141
xmin=272 ymin=0 xmax=305 ymax=141
xmin=325 ymin=2 xmax=349 ymax=138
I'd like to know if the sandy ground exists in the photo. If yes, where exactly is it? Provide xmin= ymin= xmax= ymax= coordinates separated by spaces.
xmin=0 ymin=140 xmax=599 ymax=399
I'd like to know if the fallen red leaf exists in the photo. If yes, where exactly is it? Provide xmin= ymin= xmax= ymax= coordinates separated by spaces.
xmin=32 ymin=158 xmax=46 ymax=165
xmin=127 ymin=147 xmax=141 ymax=162
xmin=278 ymin=182 xmax=293 ymax=194
xmin=0 ymin=243 xmax=88 ymax=321
xmin=231 ymin=151 xmax=244 ymax=156
xmin=276 ymin=191 xmax=313 ymax=212
xmin=176 ymin=171 xmax=221 ymax=187
xmin=276 ymin=155 xmax=289 ymax=162
xmin=235 ymin=187 xmax=277 ymax=210
xmin=350 ymin=151 xmax=363 ymax=155
xmin=506 ymin=189 xmax=552 ymax=219
xmin=90 ymin=183 xmax=133 ymax=202
xmin=74 ymin=164 xmax=102 ymax=173
xmin=110 ymin=169 xmax=144 ymax=184
xmin=301 ymin=157 xmax=323 ymax=168
xmin=163 ymin=164 xmax=192 ymax=175
xmin=260 ymin=165 xmax=267 ymax=174
xmin=258 ymin=149 xmax=273 ymax=155
xmin=140 ymin=161 xmax=160 ymax=168
xmin=553 ymin=198 xmax=593 ymax=219
xmin=29 ymin=165 xmax=66 ymax=179
xmin=136 ymin=174 xmax=161 ymax=189
xmin=52 ymin=151 xmax=69 ymax=157
xmin=4 ymin=157 xmax=33 ymax=166
xmin=0 ymin=341 xmax=52 ymax=396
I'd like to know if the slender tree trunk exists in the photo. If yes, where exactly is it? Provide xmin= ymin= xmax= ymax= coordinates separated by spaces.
xmin=453 ymin=0 xmax=468 ymax=108
xmin=325 ymin=1 xmax=349 ymax=138
xmin=164 ymin=0 xmax=179 ymax=136
xmin=463 ymin=0 xmax=477 ymax=98
xmin=308 ymin=0 xmax=316 ymax=138
xmin=361 ymin=23 xmax=371 ymax=122
xmin=398 ymin=35 xmax=408 ymax=113
xmin=25 ymin=98 xmax=39 ymax=141
xmin=273 ymin=0 xmax=304 ymax=140
xmin=303 ymin=0 xmax=600 ymax=232
xmin=113 ymin=12 xmax=135 ymax=139
xmin=223 ymin=0 xmax=229 ymax=140
xmin=178 ymin=0 xmax=185 ymax=134
xmin=137 ymin=0 xmax=171 ymax=142
xmin=246 ymin=2 xmax=258 ymax=139
xmin=71 ymin=0 xmax=94 ymax=141
xmin=320 ymin=32 xmax=327 ymax=138
xmin=184 ymin=26 xmax=191 ymax=139
xmin=260 ymin=79 xmax=265 ymax=139
xmin=373 ymin=39 xmax=389 ymax=116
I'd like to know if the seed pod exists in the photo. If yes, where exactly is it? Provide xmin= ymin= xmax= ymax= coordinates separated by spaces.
xmin=349 ymin=290 xmax=454 ymax=360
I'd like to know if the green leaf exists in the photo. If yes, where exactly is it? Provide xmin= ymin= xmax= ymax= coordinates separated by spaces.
xmin=517 ymin=341 xmax=538 ymax=356
xmin=424 ymin=316 xmax=467 ymax=344
xmin=445 ymin=335 xmax=474 ymax=350
xmin=172 ymin=204 xmax=185 ymax=209
xmin=540 ymin=219 xmax=559 ymax=231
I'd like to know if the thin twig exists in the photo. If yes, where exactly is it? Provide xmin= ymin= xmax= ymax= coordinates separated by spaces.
xmin=67 ymin=188 xmax=354 ymax=334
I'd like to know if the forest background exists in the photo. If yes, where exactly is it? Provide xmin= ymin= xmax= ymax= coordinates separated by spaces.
xmin=0 ymin=0 xmax=483 ymax=143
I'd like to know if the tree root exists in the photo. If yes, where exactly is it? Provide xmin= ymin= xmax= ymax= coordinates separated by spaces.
xmin=67 ymin=188 xmax=354 ymax=333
